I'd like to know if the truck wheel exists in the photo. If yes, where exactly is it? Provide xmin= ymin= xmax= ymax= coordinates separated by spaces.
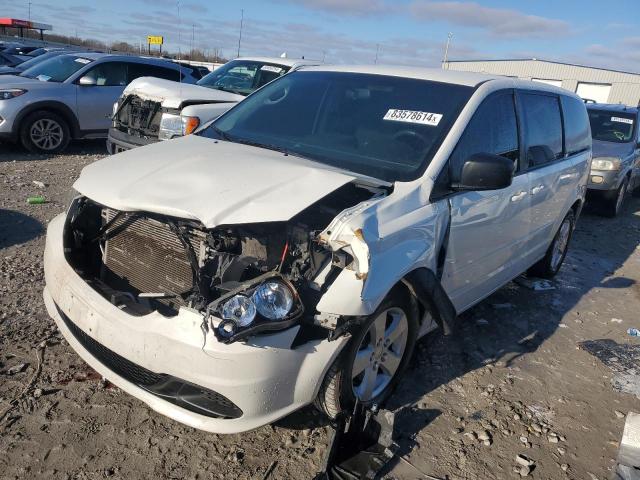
xmin=604 ymin=178 xmax=628 ymax=217
xmin=528 ymin=210 xmax=575 ymax=279
xmin=315 ymin=290 xmax=418 ymax=419
xmin=20 ymin=110 xmax=71 ymax=154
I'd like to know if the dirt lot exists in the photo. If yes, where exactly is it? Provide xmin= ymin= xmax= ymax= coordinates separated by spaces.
xmin=1 ymin=141 xmax=639 ymax=480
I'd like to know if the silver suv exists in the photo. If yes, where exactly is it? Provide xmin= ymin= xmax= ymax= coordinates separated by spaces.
xmin=586 ymin=104 xmax=640 ymax=216
xmin=0 ymin=53 xmax=200 ymax=153
xmin=44 ymin=67 xmax=589 ymax=433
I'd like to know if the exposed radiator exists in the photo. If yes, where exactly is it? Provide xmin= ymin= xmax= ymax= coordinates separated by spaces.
xmin=101 ymin=209 xmax=206 ymax=310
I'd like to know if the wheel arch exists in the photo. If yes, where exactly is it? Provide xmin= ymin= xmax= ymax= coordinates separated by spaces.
xmin=14 ymin=101 xmax=80 ymax=138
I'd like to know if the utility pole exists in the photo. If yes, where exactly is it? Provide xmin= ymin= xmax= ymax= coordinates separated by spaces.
xmin=442 ymin=32 xmax=453 ymax=69
xmin=28 ymin=1 xmax=32 ymax=21
xmin=237 ymin=9 xmax=244 ymax=58
xmin=191 ymin=24 xmax=195 ymax=58
xmin=374 ymin=44 xmax=380 ymax=64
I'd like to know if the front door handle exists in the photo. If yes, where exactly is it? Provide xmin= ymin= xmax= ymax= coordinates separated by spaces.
xmin=531 ymin=185 xmax=545 ymax=195
xmin=511 ymin=191 xmax=527 ymax=202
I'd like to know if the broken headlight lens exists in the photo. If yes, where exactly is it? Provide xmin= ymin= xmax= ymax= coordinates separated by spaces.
xmin=221 ymin=294 xmax=256 ymax=327
xmin=252 ymin=280 xmax=294 ymax=320
xmin=158 ymin=113 xmax=200 ymax=140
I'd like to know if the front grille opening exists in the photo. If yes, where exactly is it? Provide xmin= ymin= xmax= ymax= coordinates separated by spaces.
xmin=57 ymin=304 xmax=242 ymax=419
xmin=64 ymin=199 xmax=206 ymax=316
xmin=114 ymin=95 xmax=163 ymax=139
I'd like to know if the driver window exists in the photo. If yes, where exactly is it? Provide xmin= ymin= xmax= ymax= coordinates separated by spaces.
xmin=82 ymin=62 xmax=127 ymax=86
xmin=448 ymin=92 xmax=519 ymax=183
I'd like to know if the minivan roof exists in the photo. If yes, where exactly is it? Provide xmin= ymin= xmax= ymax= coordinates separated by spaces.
xmin=586 ymin=103 xmax=639 ymax=114
xmin=297 ymin=65 xmax=583 ymax=100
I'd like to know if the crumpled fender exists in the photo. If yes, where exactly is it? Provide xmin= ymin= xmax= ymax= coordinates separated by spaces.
xmin=316 ymin=180 xmax=451 ymax=318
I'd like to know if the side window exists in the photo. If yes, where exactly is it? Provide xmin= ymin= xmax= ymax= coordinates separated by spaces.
xmin=561 ymin=96 xmax=591 ymax=156
xmin=449 ymin=92 xmax=519 ymax=182
xmin=82 ymin=62 xmax=127 ymax=86
xmin=520 ymin=93 xmax=563 ymax=167
xmin=127 ymin=63 xmax=182 ymax=83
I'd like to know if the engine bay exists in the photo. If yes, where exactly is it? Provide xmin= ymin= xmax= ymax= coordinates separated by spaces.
xmin=63 ymin=182 xmax=383 ymax=341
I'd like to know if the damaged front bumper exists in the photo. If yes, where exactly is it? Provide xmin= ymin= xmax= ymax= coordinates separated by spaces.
xmin=44 ymin=213 xmax=348 ymax=433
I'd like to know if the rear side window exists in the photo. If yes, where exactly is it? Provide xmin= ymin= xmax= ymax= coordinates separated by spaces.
xmin=561 ymin=96 xmax=591 ymax=155
xmin=127 ymin=63 xmax=182 ymax=83
xmin=449 ymin=92 xmax=519 ymax=182
xmin=520 ymin=93 xmax=563 ymax=167
xmin=83 ymin=62 xmax=128 ymax=86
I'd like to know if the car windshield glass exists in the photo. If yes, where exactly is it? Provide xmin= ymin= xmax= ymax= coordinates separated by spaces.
xmin=15 ymin=51 xmax=62 ymax=71
xmin=196 ymin=60 xmax=290 ymax=96
xmin=21 ymin=55 xmax=93 ymax=82
xmin=588 ymin=109 xmax=636 ymax=143
xmin=200 ymin=71 xmax=473 ymax=182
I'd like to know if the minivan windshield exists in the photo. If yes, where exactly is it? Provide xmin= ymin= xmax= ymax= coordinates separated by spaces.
xmin=197 ymin=60 xmax=290 ymax=96
xmin=200 ymin=71 xmax=473 ymax=182
xmin=21 ymin=55 xmax=94 ymax=82
xmin=588 ymin=109 xmax=636 ymax=143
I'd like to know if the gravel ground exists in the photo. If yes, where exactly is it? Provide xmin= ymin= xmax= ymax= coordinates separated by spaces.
xmin=1 ymin=140 xmax=639 ymax=480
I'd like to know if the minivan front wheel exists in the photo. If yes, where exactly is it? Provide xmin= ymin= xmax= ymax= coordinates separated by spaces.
xmin=315 ymin=291 xmax=418 ymax=419
xmin=20 ymin=110 xmax=71 ymax=154
xmin=528 ymin=210 xmax=575 ymax=279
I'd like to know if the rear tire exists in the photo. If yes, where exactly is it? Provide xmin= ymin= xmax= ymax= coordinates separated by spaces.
xmin=528 ymin=210 xmax=575 ymax=279
xmin=603 ymin=178 xmax=628 ymax=217
xmin=20 ymin=110 xmax=71 ymax=154
xmin=315 ymin=289 xmax=418 ymax=419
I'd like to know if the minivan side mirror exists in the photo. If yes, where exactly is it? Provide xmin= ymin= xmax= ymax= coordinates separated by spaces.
xmin=452 ymin=153 xmax=515 ymax=191
xmin=78 ymin=75 xmax=97 ymax=86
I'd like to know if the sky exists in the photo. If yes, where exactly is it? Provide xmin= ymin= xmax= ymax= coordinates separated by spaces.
xmin=2 ymin=0 xmax=640 ymax=72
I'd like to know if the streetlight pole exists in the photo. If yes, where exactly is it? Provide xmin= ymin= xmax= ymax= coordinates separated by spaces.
xmin=237 ymin=9 xmax=244 ymax=58
xmin=442 ymin=32 xmax=453 ymax=69
xmin=374 ymin=44 xmax=380 ymax=64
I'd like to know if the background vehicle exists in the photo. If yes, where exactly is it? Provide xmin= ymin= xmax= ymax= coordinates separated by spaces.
xmin=0 ymin=53 xmax=200 ymax=153
xmin=107 ymin=57 xmax=317 ymax=153
xmin=0 ymin=51 xmax=21 ymax=68
xmin=586 ymin=104 xmax=640 ymax=216
xmin=0 ymin=50 xmax=76 ymax=76
xmin=44 ymin=66 xmax=590 ymax=433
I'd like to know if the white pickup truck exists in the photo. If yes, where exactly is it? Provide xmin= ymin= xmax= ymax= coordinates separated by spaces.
xmin=107 ymin=57 xmax=318 ymax=153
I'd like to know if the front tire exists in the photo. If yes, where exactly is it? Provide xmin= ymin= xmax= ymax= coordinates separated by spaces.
xmin=20 ymin=110 xmax=71 ymax=154
xmin=315 ymin=290 xmax=418 ymax=419
xmin=604 ymin=178 xmax=628 ymax=217
xmin=528 ymin=210 xmax=575 ymax=279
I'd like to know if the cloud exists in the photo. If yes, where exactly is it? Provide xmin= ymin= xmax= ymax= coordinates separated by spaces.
xmin=278 ymin=0 xmax=389 ymax=16
xmin=409 ymin=1 xmax=570 ymax=38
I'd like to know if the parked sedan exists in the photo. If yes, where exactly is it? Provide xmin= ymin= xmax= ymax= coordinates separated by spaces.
xmin=0 ymin=53 xmax=200 ymax=153
xmin=586 ymin=104 xmax=640 ymax=216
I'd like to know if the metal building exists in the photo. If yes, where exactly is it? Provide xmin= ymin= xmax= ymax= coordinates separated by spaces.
xmin=445 ymin=58 xmax=640 ymax=106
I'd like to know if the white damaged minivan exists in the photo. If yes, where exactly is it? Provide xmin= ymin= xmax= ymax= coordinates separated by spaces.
xmin=44 ymin=66 xmax=590 ymax=433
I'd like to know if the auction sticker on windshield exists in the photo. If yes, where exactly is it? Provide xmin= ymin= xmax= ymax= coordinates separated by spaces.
xmin=75 ymin=58 xmax=91 ymax=64
xmin=611 ymin=116 xmax=633 ymax=125
xmin=261 ymin=65 xmax=283 ymax=73
xmin=383 ymin=109 xmax=442 ymax=126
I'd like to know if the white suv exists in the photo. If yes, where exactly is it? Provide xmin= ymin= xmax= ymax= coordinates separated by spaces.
xmin=44 ymin=66 xmax=590 ymax=433
xmin=106 ymin=57 xmax=317 ymax=153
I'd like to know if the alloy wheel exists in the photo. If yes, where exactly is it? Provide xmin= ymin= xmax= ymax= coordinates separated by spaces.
xmin=30 ymin=118 xmax=64 ymax=151
xmin=351 ymin=307 xmax=409 ymax=402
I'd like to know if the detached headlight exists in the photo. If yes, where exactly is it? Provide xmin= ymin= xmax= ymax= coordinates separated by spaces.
xmin=158 ymin=113 xmax=200 ymax=140
xmin=591 ymin=157 xmax=622 ymax=171
xmin=252 ymin=281 xmax=294 ymax=320
xmin=213 ymin=277 xmax=301 ymax=343
xmin=0 ymin=89 xmax=27 ymax=100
